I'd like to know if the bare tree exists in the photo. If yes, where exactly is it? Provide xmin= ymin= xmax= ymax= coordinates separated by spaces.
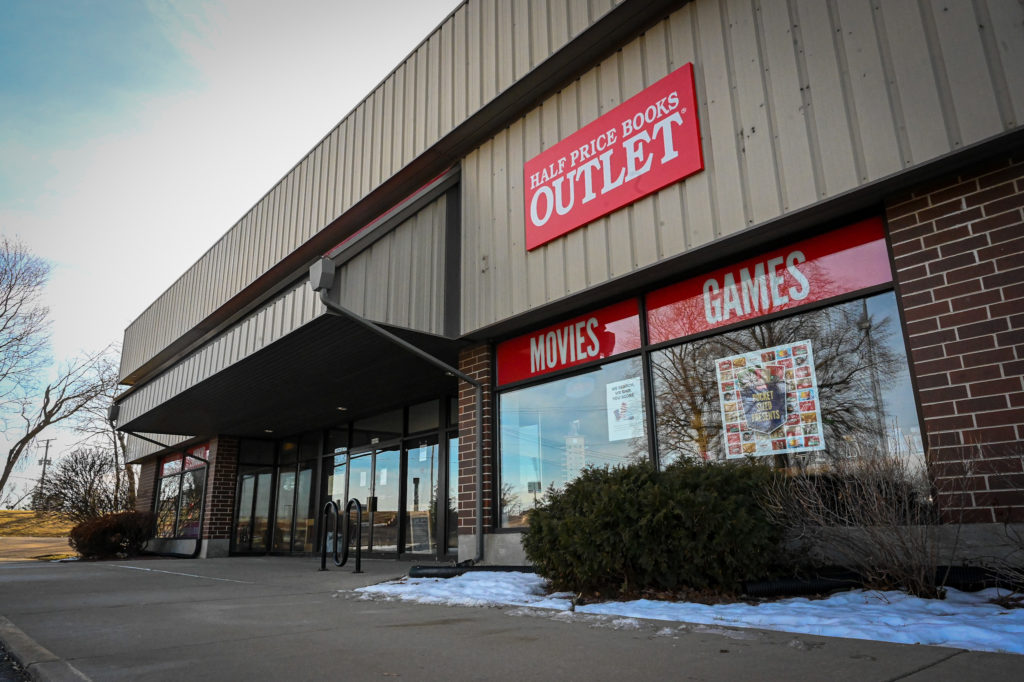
xmin=32 ymin=447 xmax=132 ymax=523
xmin=0 ymin=239 xmax=122 ymax=502
xmin=71 ymin=349 xmax=136 ymax=507
xmin=0 ymin=237 xmax=51 ymax=424
xmin=1 ymin=349 xmax=112 ymax=497
xmin=0 ymin=480 xmax=35 ymax=509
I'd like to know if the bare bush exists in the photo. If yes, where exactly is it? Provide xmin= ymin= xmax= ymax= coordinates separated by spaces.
xmin=759 ymin=441 xmax=953 ymax=598
xmin=31 ymin=447 xmax=133 ymax=523
xmin=988 ymin=450 xmax=1024 ymax=598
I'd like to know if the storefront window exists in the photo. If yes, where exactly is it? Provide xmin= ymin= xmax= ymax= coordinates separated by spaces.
xmin=154 ymin=445 xmax=208 ymax=539
xmin=650 ymin=292 xmax=924 ymax=468
xmin=176 ymin=469 xmax=204 ymax=538
xmin=499 ymin=356 xmax=648 ymax=527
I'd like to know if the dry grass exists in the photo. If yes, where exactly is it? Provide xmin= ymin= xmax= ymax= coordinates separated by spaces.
xmin=0 ymin=510 xmax=75 ymax=537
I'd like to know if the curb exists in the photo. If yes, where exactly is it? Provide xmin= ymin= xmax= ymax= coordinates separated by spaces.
xmin=0 ymin=617 xmax=90 ymax=682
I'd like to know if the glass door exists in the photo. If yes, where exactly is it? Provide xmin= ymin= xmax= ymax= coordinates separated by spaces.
xmin=347 ymin=447 xmax=401 ymax=554
xmin=404 ymin=439 xmax=439 ymax=555
xmin=348 ymin=452 xmax=373 ymax=551
xmin=447 ymin=434 xmax=459 ymax=555
xmin=372 ymin=448 xmax=401 ymax=552
xmin=271 ymin=469 xmax=296 ymax=552
xmin=232 ymin=466 xmax=273 ymax=553
xmin=292 ymin=460 xmax=316 ymax=552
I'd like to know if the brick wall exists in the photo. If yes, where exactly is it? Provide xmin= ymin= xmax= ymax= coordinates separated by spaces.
xmin=135 ymin=460 xmax=158 ymax=513
xmin=887 ymin=154 xmax=1024 ymax=523
xmin=202 ymin=437 xmax=239 ymax=540
xmin=457 ymin=344 xmax=494 ymax=535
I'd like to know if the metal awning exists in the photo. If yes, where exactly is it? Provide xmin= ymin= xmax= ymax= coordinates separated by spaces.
xmin=118 ymin=315 xmax=463 ymax=439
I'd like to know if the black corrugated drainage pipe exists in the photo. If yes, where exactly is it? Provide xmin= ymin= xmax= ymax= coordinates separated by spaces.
xmin=409 ymin=565 xmax=534 ymax=579
xmin=743 ymin=566 xmax=1021 ymax=597
xmin=742 ymin=575 xmax=861 ymax=598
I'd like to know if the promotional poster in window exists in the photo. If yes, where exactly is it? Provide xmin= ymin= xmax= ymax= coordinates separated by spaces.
xmin=715 ymin=340 xmax=825 ymax=458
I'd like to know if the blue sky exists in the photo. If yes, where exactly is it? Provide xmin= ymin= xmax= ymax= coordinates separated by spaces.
xmin=0 ymin=1 xmax=194 ymax=209
xmin=0 ymin=0 xmax=460 ymax=496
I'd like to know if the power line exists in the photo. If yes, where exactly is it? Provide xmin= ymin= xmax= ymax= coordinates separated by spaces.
xmin=37 ymin=438 xmax=55 ymax=494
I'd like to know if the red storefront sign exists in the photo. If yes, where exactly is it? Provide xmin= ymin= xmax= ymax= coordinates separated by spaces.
xmin=646 ymin=218 xmax=892 ymax=344
xmin=523 ymin=63 xmax=703 ymax=250
xmin=497 ymin=300 xmax=642 ymax=385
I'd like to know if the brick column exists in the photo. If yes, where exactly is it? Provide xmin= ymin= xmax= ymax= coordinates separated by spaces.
xmin=457 ymin=344 xmax=495 ymax=538
xmin=202 ymin=437 xmax=239 ymax=545
xmin=886 ymin=154 xmax=1024 ymax=523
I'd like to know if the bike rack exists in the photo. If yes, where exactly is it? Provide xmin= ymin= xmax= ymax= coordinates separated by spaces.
xmin=319 ymin=498 xmax=363 ymax=573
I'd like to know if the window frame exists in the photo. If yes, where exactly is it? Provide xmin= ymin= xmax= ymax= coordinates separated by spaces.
xmin=495 ymin=348 xmax=651 ymax=530
xmin=153 ymin=444 xmax=209 ymax=540
xmin=493 ymin=278 xmax=922 ymax=530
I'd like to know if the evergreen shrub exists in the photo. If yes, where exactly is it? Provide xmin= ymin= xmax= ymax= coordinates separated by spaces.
xmin=69 ymin=510 xmax=155 ymax=559
xmin=522 ymin=460 xmax=782 ymax=597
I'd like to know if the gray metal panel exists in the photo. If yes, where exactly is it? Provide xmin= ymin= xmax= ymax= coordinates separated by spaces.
xmin=119 ymin=0 xmax=1023 ymax=381
xmin=879 ymin=1 xmax=948 ymax=165
xmin=989 ymin=0 xmax=1024 ymax=125
xmin=459 ymin=0 xmax=1024 ymax=334
xmin=125 ymin=433 xmax=192 ymax=464
xmin=119 ymin=194 xmax=446 ymax=428
xmin=335 ymin=193 xmax=448 ymax=334
xmin=834 ymin=0 xmax=902 ymax=183
xmin=794 ymin=0 xmax=858 ymax=198
xmin=759 ymin=0 xmax=817 ymax=212
xmin=667 ymin=5 xmax=715 ymax=254
xmin=695 ymin=0 xmax=744 ymax=238
xmin=929 ymin=0 xmax=1003 ymax=147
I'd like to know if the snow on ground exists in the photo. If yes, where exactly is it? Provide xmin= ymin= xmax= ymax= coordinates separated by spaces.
xmin=355 ymin=572 xmax=1024 ymax=655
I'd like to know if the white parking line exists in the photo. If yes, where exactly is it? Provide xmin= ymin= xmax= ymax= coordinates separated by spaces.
xmin=111 ymin=565 xmax=253 ymax=583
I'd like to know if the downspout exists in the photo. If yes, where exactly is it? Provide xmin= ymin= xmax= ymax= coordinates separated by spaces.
xmin=308 ymin=258 xmax=486 ymax=563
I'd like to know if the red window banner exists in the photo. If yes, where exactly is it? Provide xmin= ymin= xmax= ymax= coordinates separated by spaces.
xmin=646 ymin=218 xmax=892 ymax=344
xmin=497 ymin=300 xmax=642 ymax=385
xmin=523 ymin=63 xmax=703 ymax=250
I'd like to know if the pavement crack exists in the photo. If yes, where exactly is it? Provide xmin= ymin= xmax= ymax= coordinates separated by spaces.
xmin=884 ymin=648 xmax=966 ymax=681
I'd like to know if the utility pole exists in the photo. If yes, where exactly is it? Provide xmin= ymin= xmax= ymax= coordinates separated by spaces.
xmin=37 ymin=439 xmax=55 ymax=491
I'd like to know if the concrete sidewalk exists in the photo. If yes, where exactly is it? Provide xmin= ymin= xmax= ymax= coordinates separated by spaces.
xmin=1 ymin=556 xmax=1022 ymax=681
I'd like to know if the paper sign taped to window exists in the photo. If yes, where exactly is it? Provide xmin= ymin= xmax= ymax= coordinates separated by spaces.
xmin=606 ymin=377 xmax=644 ymax=442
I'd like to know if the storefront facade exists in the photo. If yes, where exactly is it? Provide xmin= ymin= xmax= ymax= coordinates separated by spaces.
xmin=115 ymin=0 xmax=1024 ymax=562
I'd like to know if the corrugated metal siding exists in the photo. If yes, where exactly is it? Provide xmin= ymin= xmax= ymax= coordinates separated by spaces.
xmin=119 ymin=278 xmax=321 ymax=428
xmin=126 ymin=434 xmax=192 ymax=465
xmin=119 ymin=0 xmax=628 ymax=382
xmin=460 ymin=0 xmax=1024 ymax=332
xmin=335 ymin=194 xmax=448 ymax=333
xmin=117 ymin=196 xmax=448 ymax=430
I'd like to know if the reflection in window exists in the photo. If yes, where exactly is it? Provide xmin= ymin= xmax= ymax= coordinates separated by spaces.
xmin=499 ymin=357 xmax=648 ymax=527
xmin=651 ymin=292 xmax=924 ymax=470
xmin=156 ymin=478 xmax=180 ymax=538
xmin=176 ymin=470 xmax=205 ymax=539
xmin=404 ymin=442 xmax=439 ymax=554
xmin=155 ymin=447 xmax=208 ymax=539
xmin=447 ymin=434 xmax=459 ymax=553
